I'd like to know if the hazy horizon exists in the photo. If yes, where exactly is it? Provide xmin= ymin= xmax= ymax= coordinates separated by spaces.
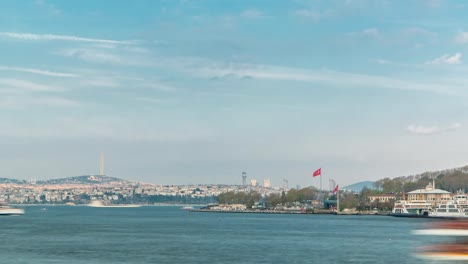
xmin=2 ymin=0 xmax=468 ymax=188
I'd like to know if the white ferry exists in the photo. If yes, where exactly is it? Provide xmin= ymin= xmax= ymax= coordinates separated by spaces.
xmin=88 ymin=200 xmax=141 ymax=208
xmin=429 ymin=203 xmax=467 ymax=218
xmin=391 ymin=200 xmax=432 ymax=217
xmin=0 ymin=202 xmax=24 ymax=215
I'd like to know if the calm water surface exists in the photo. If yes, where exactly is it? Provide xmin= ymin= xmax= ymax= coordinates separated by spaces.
xmin=0 ymin=206 xmax=455 ymax=263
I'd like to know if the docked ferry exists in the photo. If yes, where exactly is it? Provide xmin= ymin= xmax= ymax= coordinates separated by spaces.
xmin=429 ymin=203 xmax=467 ymax=218
xmin=391 ymin=200 xmax=432 ymax=217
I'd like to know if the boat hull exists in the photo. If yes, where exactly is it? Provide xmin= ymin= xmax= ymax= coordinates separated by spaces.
xmin=0 ymin=208 xmax=24 ymax=215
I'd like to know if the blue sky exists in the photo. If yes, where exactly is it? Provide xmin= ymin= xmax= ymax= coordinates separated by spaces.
xmin=1 ymin=0 xmax=468 ymax=188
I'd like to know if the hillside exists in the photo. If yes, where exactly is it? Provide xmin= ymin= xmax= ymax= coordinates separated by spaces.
xmin=0 ymin=178 xmax=27 ymax=184
xmin=375 ymin=165 xmax=468 ymax=193
xmin=36 ymin=175 xmax=131 ymax=185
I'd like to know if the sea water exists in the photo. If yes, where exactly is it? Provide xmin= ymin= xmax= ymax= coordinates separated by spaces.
xmin=0 ymin=206 xmax=452 ymax=263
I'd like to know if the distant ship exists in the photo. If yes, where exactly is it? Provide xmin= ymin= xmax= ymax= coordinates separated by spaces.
xmin=181 ymin=206 xmax=194 ymax=211
xmin=0 ymin=202 xmax=24 ymax=215
xmin=88 ymin=200 xmax=141 ymax=208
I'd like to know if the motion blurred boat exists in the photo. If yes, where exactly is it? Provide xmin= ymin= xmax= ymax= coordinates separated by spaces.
xmin=0 ymin=202 xmax=24 ymax=215
xmin=413 ymin=220 xmax=468 ymax=260
xmin=88 ymin=200 xmax=141 ymax=208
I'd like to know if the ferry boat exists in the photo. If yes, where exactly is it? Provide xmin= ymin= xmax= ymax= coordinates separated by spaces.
xmin=391 ymin=200 xmax=432 ymax=217
xmin=88 ymin=200 xmax=141 ymax=208
xmin=429 ymin=203 xmax=467 ymax=218
xmin=0 ymin=202 xmax=24 ymax=215
xmin=413 ymin=220 xmax=468 ymax=260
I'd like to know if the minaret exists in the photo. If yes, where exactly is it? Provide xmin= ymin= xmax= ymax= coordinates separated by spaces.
xmin=100 ymin=152 xmax=105 ymax=176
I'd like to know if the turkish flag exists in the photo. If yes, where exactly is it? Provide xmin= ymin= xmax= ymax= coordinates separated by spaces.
xmin=333 ymin=184 xmax=339 ymax=194
xmin=313 ymin=168 xmax=321 ymax=177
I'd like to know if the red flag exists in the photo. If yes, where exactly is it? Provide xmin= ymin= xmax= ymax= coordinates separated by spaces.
xmin=313 ymin=168 xmax=321 ymax=177
xmin=333 ymin=184 xmax=339 ymax=194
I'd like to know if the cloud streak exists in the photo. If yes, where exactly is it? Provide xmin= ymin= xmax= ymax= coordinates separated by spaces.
xmin=455 ymin=32 xmax=468 ymax=44
xmin=0 ymin=32 xmax=134 ymax=45
xmin=186 ymin=61 xmax=464 ymax=96
xmin=56 ymin=48 xmax=153 ymax=66
xmin=0 ymin=78 xmax=63 ymax=92
xmin=427 ymin=53 xmax=462 ymax=65
xmin=0 ymin=66 xmax=78 ymax=77
xmin=407 ymin=123 xmax=462 ymax=135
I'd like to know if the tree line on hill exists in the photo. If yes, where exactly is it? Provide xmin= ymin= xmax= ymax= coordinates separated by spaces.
xmin=374 ymin=170 xmax=468 ymax=194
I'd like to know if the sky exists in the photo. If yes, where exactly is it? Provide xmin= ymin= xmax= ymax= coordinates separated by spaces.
xmin=1 ymin=0 xmax=468 ymax=188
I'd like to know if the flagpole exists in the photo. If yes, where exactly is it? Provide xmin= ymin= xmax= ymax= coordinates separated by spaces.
xmin=320 ymin=167 xmax=323 ymax=194
xmin=337 ymin=185 xmax=340 ymax=214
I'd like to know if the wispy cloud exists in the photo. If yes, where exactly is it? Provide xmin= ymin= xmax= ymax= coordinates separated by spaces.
xmin=293 ymin=9 xmax=326 ymax=21
xmin=345 ymin=28 xmax=382 ymax=41
xmin=0 ymin=95 xmax=79 ymax=109
xmin=455 ymin=32 xmax=468 ymax=44
xmin=34 ymin=0 xmax=61 ymax=15
xmin=185 ymin=61 xmax=461 ymax=95
xmin=427 ymin=53 xmax=462 ymax=65
xmin=373 ymin=59 xmax=391 ymax=64
xmin=240 ymin=9 xmax=265 ymax=19
xmin=400 ymin=27 xmax=436 ymax=37
xmin=0 ymin=78 xmax=62 ymax=92
xmin=407 ymin=123 xmax=462 ymax=135
xmin=0 ymin=117 xmax=209 ymax=142
xmin=0 ymin=32 xmax=134 ymax=45
xmin=0 ymin=66 xmax=78 ymax=77
xmin=57 ymin=48 xmax=152 ymax=66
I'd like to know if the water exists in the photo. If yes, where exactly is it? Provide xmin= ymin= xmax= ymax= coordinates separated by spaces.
xmin=0 ymin=206 xmax=453 ymax=263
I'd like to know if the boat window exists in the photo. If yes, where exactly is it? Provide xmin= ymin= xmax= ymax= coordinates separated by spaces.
xmin=448 ymin=209 xmax=459 ymax=213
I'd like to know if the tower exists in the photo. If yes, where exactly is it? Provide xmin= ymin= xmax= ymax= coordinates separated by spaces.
xmin=263 ymin=178 xmax=270 ymax=188
xmin=242 ymin=171 xmax=247 ymax=186
xmin=100 ymin=152 xmax=105 ymax=176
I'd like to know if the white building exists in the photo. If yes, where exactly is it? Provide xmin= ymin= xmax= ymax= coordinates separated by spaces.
xmin=407 ymin=182 xmax=451 ymax=205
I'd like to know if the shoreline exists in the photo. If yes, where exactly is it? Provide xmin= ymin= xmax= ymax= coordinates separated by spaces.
xmin=190 ymin=209 xmax=391 ymax=216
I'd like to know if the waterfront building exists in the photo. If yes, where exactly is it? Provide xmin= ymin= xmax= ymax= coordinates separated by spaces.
xmin=406 ymin=183 xmax=451 ymax=206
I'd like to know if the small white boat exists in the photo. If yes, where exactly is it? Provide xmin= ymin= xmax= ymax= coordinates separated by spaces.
xmin=0 ymin=202 xmax=24 ymax=215
xmin=181 ymin=206 xmax=194 ymax=211
xmin=88 ymin=200 xmax=141 ymax=208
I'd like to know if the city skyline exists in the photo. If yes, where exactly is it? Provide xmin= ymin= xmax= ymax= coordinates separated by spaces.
xmin=2 ymin=1 xmax=468 ymax=187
